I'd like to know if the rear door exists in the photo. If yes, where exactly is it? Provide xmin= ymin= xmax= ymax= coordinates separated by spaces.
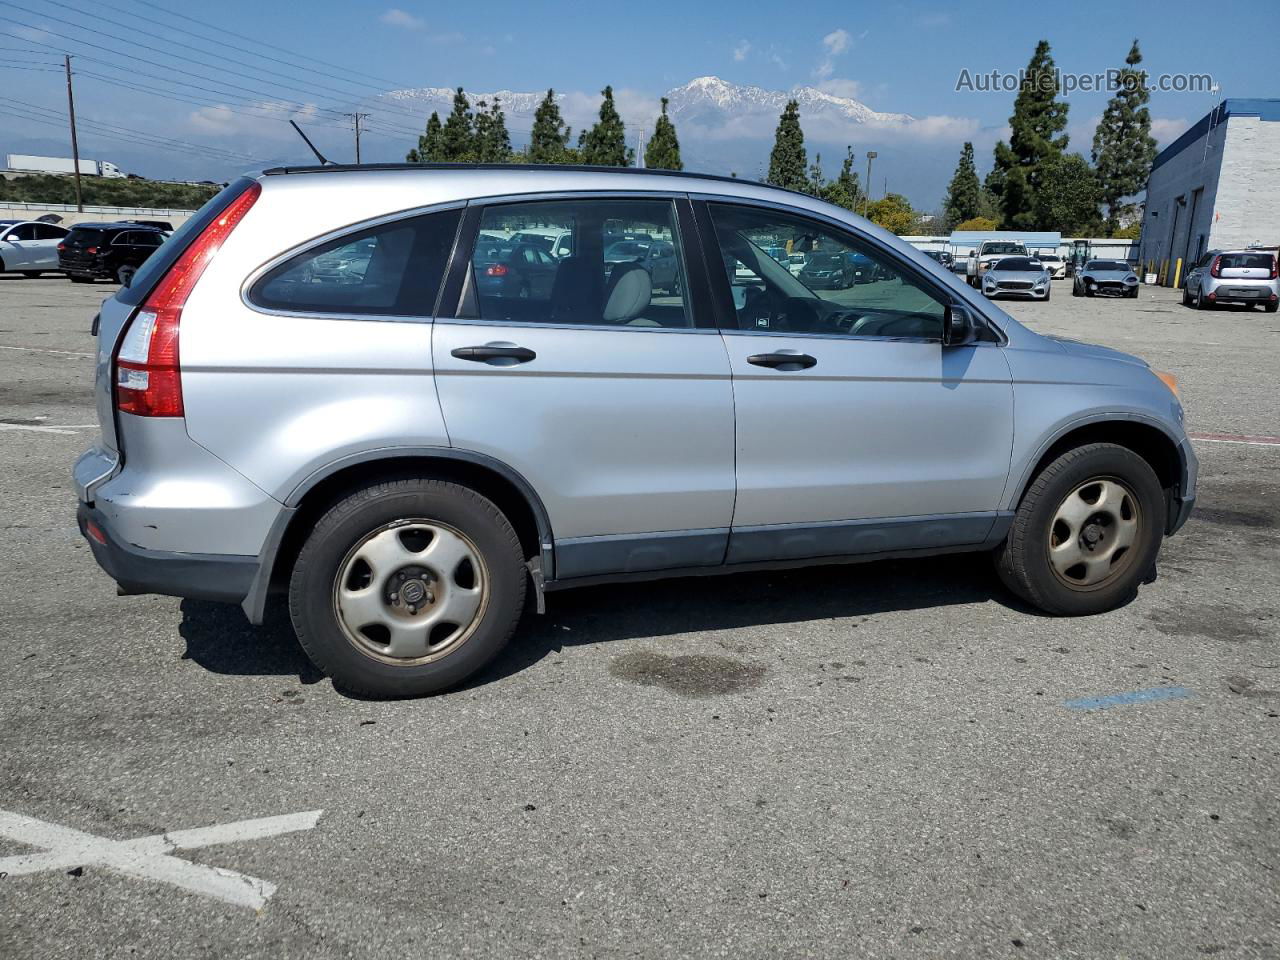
xmin=432 ymin=195 xmax=736 ymax=580
xmin=698 ymin=200 xmax=1014 ymax=564
xmin=32 ymin=223 xmax=68 ymax=267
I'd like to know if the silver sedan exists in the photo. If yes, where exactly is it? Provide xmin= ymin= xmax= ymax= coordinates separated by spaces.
xmin=982 ymin=256 xmax=1051 ymax=300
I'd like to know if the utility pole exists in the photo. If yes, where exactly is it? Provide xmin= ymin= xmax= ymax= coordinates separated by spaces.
xmin=862 ymin=151 xmax=877 ymax=218
xmin=64 ymin=54 xmax=83 ymax=212
xmin=344 ymin=112 xmax=369 ymax=164
xmin=636 ymin=127 xmax=644 ymax=168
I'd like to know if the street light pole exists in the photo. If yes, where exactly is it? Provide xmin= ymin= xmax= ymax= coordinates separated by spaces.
xmin=64 ymin=54 xmax=83 ymax=212
xmin=862 ymin=151 xmax=877 ymax=218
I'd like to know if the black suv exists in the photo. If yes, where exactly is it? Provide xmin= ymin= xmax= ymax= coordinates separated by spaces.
xmin=58 ymin=222 xmax=165 ymax=284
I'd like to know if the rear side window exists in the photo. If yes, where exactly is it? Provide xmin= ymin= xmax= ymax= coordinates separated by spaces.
xmin=34 ymin=223 xmax=67 ymax=240
xmin=250 ymin=208 xmax=461 ymax=317
xmin=67 ymin=228 xmax=106 ymax=245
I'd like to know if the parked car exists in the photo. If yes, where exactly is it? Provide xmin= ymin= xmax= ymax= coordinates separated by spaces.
xmin=507 ymin=228 xmax=574 ymax=258
xmin=1181 ymin=249 xmax=1279 ymax=312
xmin=474 ymin=242 xmax=559 ymax=300
xmin=75 ymin=165 xmax=1196 ymax=697
xmin=0 ymin=220 xmax=69 ymax=277
xmin=605 ymin=238 xmax=680 ymax=294
xmin=922 ymin=250 xmax=954 ymax=271
xmin=1036 ymin=253 xmax=1066 ymax=279
xmin=982 ymin=257 xmax=1051 ymax=300
xmin=965 ymin=240 xmax=1028 ymax=286
xmin=58 ymin=222 xmax=165 ymax=285
xmin=798 ymin=251 xmax=855 ymax=289
xmin=1072 ymin=260 xmax=1140 ymax=298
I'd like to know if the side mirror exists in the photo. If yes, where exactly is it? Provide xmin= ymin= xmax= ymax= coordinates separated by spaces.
xmin=944 ymin=303 xmax=979 ymax=346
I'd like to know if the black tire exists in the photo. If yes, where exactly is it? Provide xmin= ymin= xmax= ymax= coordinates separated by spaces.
xmin=70 ymin=275 xmax=93 ymax=283
xmin=22 ymin=271 xmax=42 ymax=279
xmin=116 ymin=265 xmax=136 ymax=286
xmin=995 ymin=443 xmax=1165 ymax=615
xmin=1043 ymin=286 xmax=1051 ymax=301
xmin=1195 ymin=286 xmax=1212 ymax=310
xmin=1071 ymin=281 xmax=1082 ymax=297
xmin=1181 ymin=285 xmax=1191 ymax=306
xmin=1266 ymin=301 xmax=1278 ymax=313
xmin=288 ymin=478 xmax=527 ymax=697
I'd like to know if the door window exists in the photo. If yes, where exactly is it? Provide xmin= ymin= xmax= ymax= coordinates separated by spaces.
xmin=461 ymin=198 xmax=691 ymax=328
xmin=5 ymin=224 xmax=37 ymax=241
xmin=250 ymin=208 xmax=461 ymax=316
xmin=707 ymin=203 xmax=947 ymax=340
xmin=34 ymin=223 xmax=67 ymax=240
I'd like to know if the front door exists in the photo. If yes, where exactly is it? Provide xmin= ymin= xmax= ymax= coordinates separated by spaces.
xmin=700 ymin=201 xmax=1014 ymax=564
xmin=433 ymin=195 xmax=736 ymax=580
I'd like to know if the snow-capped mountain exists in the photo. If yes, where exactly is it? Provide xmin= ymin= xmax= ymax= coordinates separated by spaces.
xmin=663 ymin=76 xmax=913 ymax=128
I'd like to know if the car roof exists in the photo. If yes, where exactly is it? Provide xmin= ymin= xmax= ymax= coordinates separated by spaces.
xmin=68 ymin=221 xmax=163 ymax=231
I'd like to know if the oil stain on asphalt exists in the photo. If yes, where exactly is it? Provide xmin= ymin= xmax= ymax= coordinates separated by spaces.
xmin=609 ymin=651 xmax=766 ymax=697
xmin=1146 ymin=602 xmax=1268 ymax=642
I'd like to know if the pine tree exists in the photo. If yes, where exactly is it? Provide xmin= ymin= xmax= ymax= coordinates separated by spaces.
xmin=438 ymin=87 xmax=475 ymax=162
xmin=942 ymin=142 xmax=982 ymax=230
xmin=579 ymin=86 xmax=631 ymax=167
xmin=819 ymin=146 xmax=863 ymax=211
xmin=1032 ymin=154 xmax=1103 ymax=234
xmin=473 ymin=98 xmax=512 ymax=163
xmin=1092 ymin=40 xmax=1158 ymax=236
xmin=528 ymin=89 xmax=572 ymax=164
xmin=767 ymin=99 xmax=807 ymax=192
xmin=805 ymin=153 xmax=826 ymax=198
xmin=643 ymin=97 xmax=683 ymax=170
xmin=406 ymin=112 xmax=443 ymax=163
xmin=994 ymin=40 xmax=1070 ymax=230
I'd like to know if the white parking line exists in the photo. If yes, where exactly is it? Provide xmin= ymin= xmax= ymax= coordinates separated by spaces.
xmin=0 ymin=808 xmax=323 ymax=911
xmin=0 ymin=344 xmax=95 ymax=359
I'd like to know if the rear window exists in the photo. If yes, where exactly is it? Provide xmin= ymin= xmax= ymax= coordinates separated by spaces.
xmin=1219 ymin=253 xmax=1274 ymax=270
xmin=117 ymin=177 xmax=258 ymax=306
xmin=66 ymin=228 xmax=107 ymax=245
xmin=249 ymin=208 xmax=461 ymax=316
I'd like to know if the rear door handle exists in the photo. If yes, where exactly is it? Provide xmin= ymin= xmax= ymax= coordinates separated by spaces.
xmin=746 ymin=352 xmax=817 ymax=370
xmin=450 ymin=344 xmax=537 ymax=364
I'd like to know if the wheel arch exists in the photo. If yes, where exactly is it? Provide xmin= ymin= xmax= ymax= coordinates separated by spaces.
xmin=1010 ymin=416 xmax=1186 ymax=522
xmin=244 ymin=448 xmax=554 ymax=624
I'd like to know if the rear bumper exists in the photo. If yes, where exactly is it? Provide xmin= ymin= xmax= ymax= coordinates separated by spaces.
xmin=77 ymin=502 xmax=259 ymax=604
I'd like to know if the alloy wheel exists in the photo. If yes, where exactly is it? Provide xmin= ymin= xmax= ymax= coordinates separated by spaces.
xmin=1047 ymin=478 xmax=1142 ymax=590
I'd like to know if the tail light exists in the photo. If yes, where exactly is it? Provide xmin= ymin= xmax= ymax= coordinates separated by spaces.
xmin=1270 ymin=256 xmax=1278 ymax=280
xmin=57 ymin=242 xmax=65 ymax=252
xmin=486 ymin=263 xmax=508 ymax=277
xmin=86 ymin=246 xmax=98 ymax=255
xmin=115 ymin=181 xmax=260 ymax=417
xmin=1209 ymin=255 xmax=1222 ymax=278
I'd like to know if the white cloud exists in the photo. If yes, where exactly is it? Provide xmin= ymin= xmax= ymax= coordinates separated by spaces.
xmin=379 ymin=8 xmax=424 ymax=29
xmin=815 ymin=28 xmax=853 ymax=80
xmin=733 ymin=40 xmax=751 ymax=62
xmin=822 ymin=29 xmax=851 ymax=56
xmin=815 ymin=78 xmax=863 ymax=100
xmin=185 ymin=101 xmax=320 ymax=140
xmin=1150 ymin=116 xmax=1189 ymax=145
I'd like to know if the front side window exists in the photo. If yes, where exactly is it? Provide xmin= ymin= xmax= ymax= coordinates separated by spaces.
xmin=5 ymin=223 xmax=37 ymax=241
xmin=251 ymin=208 xmax=461 ymax=316
xmin=708 ymin=203 xmax=947 ymax=339
xmin=34 ymin=223 xmax=67 ymax=240
xmin=462 ymin=198 xmax=691 ymax=329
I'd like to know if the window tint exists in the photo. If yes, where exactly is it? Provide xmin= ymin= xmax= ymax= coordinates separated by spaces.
xmin=34 ymin=223 xmax=67 ymax=240
xmin=5 ymin=223 xmax=37 ymax=241
xmin=461 ymin=199 xmax=691 ymax=328
xmin=708 ymin=203 xmax=947 ymax=339
xmin=1219 ymin=252 xmax=1274 ymax=270
xmin=251 ymin=208 xmax=461 ymax=316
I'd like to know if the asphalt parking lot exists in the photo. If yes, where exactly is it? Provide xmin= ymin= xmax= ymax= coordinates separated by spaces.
xmin=1 ymin=275 xmax=1277 ymax=959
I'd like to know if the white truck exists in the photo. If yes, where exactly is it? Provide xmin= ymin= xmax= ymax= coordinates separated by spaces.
xmin=964 ymin=239 xmax=1028 ymax=286
xmin=5 ymin=154 xmax=125 ymax=178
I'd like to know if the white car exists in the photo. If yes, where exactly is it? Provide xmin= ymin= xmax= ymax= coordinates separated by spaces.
xmin=1037 ymin=253 xmax=1067 ymax=279
xmin=0 ymin=220 xmax=70 ymax=277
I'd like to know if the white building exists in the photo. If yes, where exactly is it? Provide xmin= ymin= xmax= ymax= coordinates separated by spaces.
xmin=1140 ymin=98 xmax=1280 ymax=284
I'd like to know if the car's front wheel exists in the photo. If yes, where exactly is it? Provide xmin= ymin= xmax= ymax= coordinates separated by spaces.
xmin=995 ymin=443 xmax=1164 ymax=615
xmin=289 ymin=478 xmax=527 ymax=697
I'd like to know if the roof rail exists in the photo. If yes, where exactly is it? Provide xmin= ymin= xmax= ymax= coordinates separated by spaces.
xmin=260 ymin=161 xmax=758 ymax=190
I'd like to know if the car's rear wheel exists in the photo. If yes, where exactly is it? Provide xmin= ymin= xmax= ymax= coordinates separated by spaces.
xmin=70 ymin=275 xmax=93 ymax=283
xmin=22 ymin=271 xmax=42 ymax=279
xmin=289 ymin=478 xmax=526 ymax=697
xmin=1181 ymin=285 xmax=1191 ymax=305
xmin=116 ymin=265 xmax=136 ymax=286
xmin=1195 ymin=286 xmax=1213 ymax=309
xmin=995 ymin=443 xmax=1164 ymax=615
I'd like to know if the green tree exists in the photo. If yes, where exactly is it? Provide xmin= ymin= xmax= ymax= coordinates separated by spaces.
xmin=473 ymin=98 xmax=512 ymax=163
xmin=1092 ymin=40 xmax=1158 ymax=236
xmin=866 ymin=193 xmax=916 ymax=235
xmin=644 ymin=97 xmax=683 ymax=170
xmin=579 ymin=86 xmax=631 ymax=167
xmin=528 ymin=89 xmax=574 ymax=164
xmin=942 ymin=142 xmax=982 ymax=230
xmin=1032 ymin=153 xmax=1103 ymax=234
xmin=955 ymin=216 xmax=999 ymax=232
xmin=819 ymin=146 xmax=863 ymax=212
xmin=438 ymin=87 xmax=476 ymax=162
xmin=406 ymin=111 xmax=443 ymax=163
xmin=766 ymin=99 xmax=808 ymax=192
xmin=805 ymin=152 xmax=826 ymax=198
xmin=992 ymin=40 xmax=1070 ymax=229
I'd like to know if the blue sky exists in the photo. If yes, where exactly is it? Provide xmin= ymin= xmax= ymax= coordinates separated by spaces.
xmin=1 ymin=0 xmax=1276 ymax=204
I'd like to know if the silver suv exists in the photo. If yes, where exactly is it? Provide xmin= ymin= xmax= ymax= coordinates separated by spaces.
xmin=74 ymin=166 xmax=1197 ymax=697
xmin=1182 ymin=248 xmax=1280 ymax=311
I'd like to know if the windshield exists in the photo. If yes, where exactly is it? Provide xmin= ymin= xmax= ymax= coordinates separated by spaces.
xmin=1086 ymin=260 xmax=1130 ymax=272
xmin=984 ymin=243 xmax=1025 ymax=254
xmin=1219 ymin=252 xmax=1274 ymax=270
xmin=994 ymin=257 xmax=1043 ymax=272
xmin=806 ymin=254 xmax=844 ymax=268
xmin=605 ymin=241 xmax=650 ymax=259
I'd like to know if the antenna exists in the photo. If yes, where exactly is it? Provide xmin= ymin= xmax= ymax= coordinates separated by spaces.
xmin=289 ymin=120 xmax=330 ymax=166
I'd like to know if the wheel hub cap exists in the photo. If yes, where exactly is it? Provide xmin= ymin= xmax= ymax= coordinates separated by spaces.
xmin=1047 ymin=478 xmax=1142 ymax=589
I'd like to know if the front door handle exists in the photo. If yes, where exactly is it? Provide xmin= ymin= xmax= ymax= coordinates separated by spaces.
xmin=747 ymin=351 xmax=817 ymax=370
xmin=451 ymin=344 xmax=537 ymax=364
